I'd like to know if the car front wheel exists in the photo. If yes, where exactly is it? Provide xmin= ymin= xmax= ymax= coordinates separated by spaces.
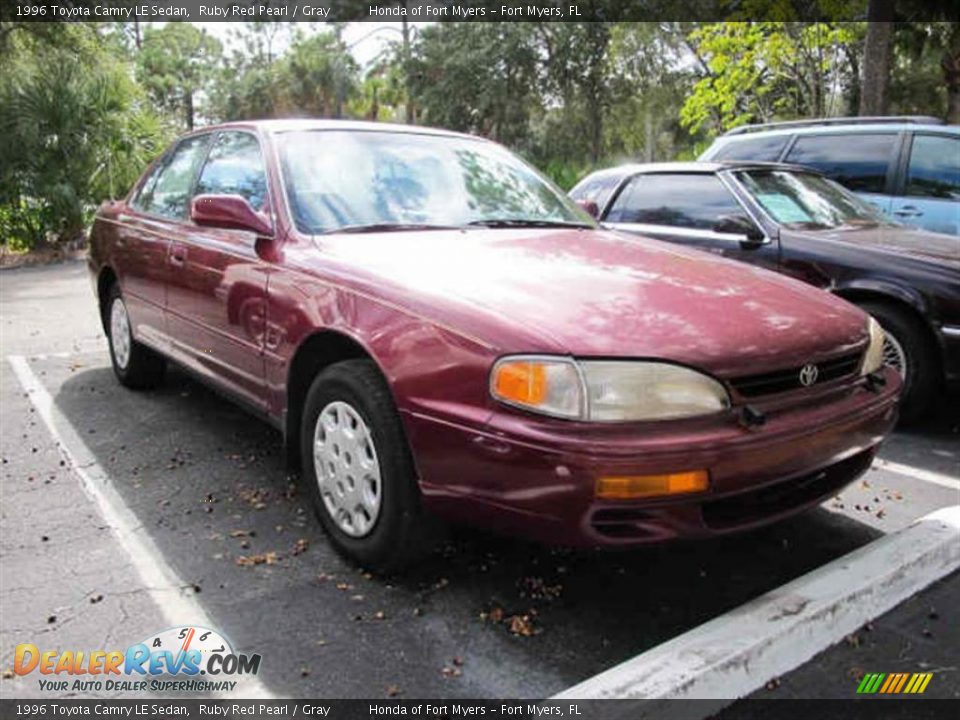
xmin=299 ymin=359 xmax=436 ymax=572
xmin=859 ymin=300 xmax=937 ymax=423
xmin=106 ymin=284 xmax=166 ymax=389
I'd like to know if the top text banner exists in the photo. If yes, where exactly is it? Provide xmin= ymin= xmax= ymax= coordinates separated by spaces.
xmin=2 ymin=0 xmax=955 ymax=23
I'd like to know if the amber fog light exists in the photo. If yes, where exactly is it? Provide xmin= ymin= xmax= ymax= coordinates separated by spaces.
xmin=596 ymin=470 xmax=709 ymax=499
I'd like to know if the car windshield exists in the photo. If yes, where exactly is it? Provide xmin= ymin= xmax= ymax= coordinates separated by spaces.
xmin=734 ymin=169 xmax=890 ymax=230
xmin=276 ymin=129 xmax=593 ymax=234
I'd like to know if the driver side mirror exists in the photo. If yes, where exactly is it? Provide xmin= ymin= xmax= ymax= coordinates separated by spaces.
xmin=713 ymin=214 xmax=765 ymax=244
xmin=191 ymin=194 xmax=273 ymax=237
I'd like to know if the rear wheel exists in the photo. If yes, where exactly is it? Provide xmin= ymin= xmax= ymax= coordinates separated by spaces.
xmin=299 ymin=359 xmax=436 ymax=572
xmin=858 ymin=300 xmax=938 ymax=423
xmin=105 ymin=284 xmax=166 ymax=389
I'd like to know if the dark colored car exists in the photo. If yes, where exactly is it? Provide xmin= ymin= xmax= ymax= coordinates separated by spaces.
xmin=699 ymin=117 xmax=960 ymax=236
xmin=571 ymin=161 xmax=959 ymax=421
xmin=89 ymin=121 xmax=899 ymax=571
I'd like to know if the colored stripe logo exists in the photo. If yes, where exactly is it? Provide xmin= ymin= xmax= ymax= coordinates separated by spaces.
xmin=857 ymin=672 xmax=933 ymax=694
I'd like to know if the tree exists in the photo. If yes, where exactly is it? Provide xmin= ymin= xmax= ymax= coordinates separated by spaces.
xmin=136 ymin=24 xmax=222 ymax=131
xmin=859 ymin=0 xmax=895 ymax=115
xmin=407 ymin=23 xmax=540 ymax=148
xmin=680 ymin=22 xmax=862 ymax=134
xmin=536 ymin=23 xmax=614 ymax=164
xmin=282 ymin=31 xmax=359 ymax=118
xmin=0 ymin=40 xmax=167 ymax=248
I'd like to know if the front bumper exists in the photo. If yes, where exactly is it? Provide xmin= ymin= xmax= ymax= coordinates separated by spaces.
xmin=405 ymin=368 xmax=901 ymax=547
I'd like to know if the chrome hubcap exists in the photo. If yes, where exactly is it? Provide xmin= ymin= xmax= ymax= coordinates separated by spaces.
xmin=312 ymin=401 xmax=382 ymax=538
xmin=881 ymin=328 xmax=907 ymax=379
xmin=110 ymin=298 xmax=131 ymax=370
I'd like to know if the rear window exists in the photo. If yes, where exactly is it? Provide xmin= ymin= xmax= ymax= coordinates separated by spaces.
xmin=906 ymin=134 xmax=960 ymax=200
xmin=711 ymin=135 xmax=788 ymax=162
xmin=606 ymin=174 xmax=742 ymax=229
xmin=784 ymin=133 xmax=897 ymax=194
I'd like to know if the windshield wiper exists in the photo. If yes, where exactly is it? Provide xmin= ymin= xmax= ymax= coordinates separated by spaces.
xmin=465 ymin=219 xmax=594 ymax=230
xmin=324 ymin=222 xmax=460 ymax=235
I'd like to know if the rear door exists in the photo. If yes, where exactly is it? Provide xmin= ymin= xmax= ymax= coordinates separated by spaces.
xmin=602 ymin=173 xmax=780 ymax=271
xmin=890 ymin=133 xmax=960 ymax=235
xmin=782 ymin=132 xmax=900 ymax=217
xmin=116 ymin=134 xmax=212 ymax=350
xmin=164 ymin=130 xmax=273 ymax=412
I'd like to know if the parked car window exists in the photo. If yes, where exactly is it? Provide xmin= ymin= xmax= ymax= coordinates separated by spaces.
xmin=735 ymin=169 xmax=887 ymax=229
xmin=784 ymin=133 xmax=896 ymax=193
xmin=605 ymin=174 xmax=742 ymax=229
xmin=906 ymin=135 xmax=960 ymax=200
xmin=195 ymin=132 xmax=269 ymax=211
xmin=711 ymin=135 xmax=789 ymax=161
xmin=570 ymin=173 xmax=623 ymax=210
xmin=134 ymin=135 xmax=211 ymax=219
xmin=277 ymin=130 xmax=588 ymax=233
xmin=130 ymin=156 xmax=169 ymax=211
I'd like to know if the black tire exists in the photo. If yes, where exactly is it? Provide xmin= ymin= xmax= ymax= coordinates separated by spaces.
xmin=105 ymin=284 xmax=166 ymax=390
xmin=858 ymin=300 xmax=938 ymax=423
xmin=299 ymin=359 xmax=436 ymax=572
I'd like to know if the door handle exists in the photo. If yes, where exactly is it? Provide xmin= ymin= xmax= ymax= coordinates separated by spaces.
xmin=893 ymin=206 xmax=923 ymax=218
xmin=170 ymin=246 xmax=188 ymax=266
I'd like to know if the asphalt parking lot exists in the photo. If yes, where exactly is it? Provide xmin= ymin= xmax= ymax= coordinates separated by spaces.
xmin=1 ymin=260 xmax=958 ymax=701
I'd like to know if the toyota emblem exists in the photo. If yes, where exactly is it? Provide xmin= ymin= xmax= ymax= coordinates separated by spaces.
xmin=799 ymin=363 xmax=819 ymax=387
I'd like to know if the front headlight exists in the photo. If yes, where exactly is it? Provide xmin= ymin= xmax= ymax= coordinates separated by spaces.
xmin=490 ymin=356 xmax=730 ymax=422
xmin=861 ymin=316 xmax=886 ymax=376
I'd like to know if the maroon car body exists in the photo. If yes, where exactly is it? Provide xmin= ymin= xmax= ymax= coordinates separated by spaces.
xmin=89 ymin=120 xmax=900 ymax=567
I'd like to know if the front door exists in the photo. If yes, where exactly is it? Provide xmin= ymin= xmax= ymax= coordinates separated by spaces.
xmin=602 ymin=172 xmax=780 ymax=272
xmin=164 ymin=130 xmax=273 ymax=411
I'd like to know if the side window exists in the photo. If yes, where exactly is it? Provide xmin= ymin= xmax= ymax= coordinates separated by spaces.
xmin=906 ymin=135 xmax=960 ymax=200
xmin=606 ymin=174 xmax=742 ymax=230
xmin=712 ymin=135 xmax=789 ymax=162
xmin=130 ymin=156 xmax=168 ymax=211
xmin=195 ymin=132 xmax=269 ymax=211
xmin=571 ymin=174 xmax=622 ymax=211
xmin=784 ymin=133 xmax=896 ymax=193
xmin=135 ymin=135 xmax=211 ymax=219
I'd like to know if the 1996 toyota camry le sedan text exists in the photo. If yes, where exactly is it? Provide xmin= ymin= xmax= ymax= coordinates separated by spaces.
xmin=89 ymin=120 xmax=901 ymax=571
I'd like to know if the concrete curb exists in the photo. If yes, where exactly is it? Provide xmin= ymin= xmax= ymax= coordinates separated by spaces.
xmin=554 ymin=505 xmax=960 ymax=714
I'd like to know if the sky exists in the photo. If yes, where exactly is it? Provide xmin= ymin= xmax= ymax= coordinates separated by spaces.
xmin=190 ymin=21 xmax=430 ymax=68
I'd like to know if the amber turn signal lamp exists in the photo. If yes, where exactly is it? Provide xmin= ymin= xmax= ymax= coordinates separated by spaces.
xmin=596 ymin=470 xmax=709 ymax=499
xmin=492 ymin=360 xmax=547 ymax=406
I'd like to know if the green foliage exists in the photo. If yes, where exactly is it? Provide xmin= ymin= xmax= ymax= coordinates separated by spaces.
xmin=0 ymin=17 xmax=954 ymax=252
xmin=207 ymin=25 xmax=359 ymax=122
xmin=680 ymin=22 xmax=864 ymax=134
xmin=137 ymin=24 xmax=222 ymax=131
xmin=407 ymin=23 xmax=540 ymax=149
xmin=0 ymin=31 xmax=169 ymax=248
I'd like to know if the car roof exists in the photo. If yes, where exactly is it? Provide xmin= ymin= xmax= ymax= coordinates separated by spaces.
xmin=716 ymin=120 xmax=958 ymax=141
xmin=579 ymin=160 xmax=817 ymax=182
xmin=180 ymin=118 xmax=487 ymax=143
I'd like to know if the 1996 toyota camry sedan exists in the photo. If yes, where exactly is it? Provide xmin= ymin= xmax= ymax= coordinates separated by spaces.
xmin=89 ymin=120 xmax=901 ymax=571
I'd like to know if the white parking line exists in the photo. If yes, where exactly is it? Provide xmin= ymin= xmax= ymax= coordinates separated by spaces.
xmin=6 ymin=355 xmax=274 ymax=700
xmin=872 ymin=458 xmax=960 ymax=492
xmin=554 ymin=505 xmax=960 ymax=710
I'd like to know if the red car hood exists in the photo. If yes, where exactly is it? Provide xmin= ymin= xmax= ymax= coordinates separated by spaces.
xmin=315 ymin=228 xmax=868 ymax=377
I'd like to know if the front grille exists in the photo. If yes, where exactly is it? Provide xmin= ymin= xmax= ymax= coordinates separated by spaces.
xmin=729 ymin=352 xmax=861 ymax=398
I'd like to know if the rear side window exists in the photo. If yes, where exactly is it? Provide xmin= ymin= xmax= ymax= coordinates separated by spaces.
xmin=570 ymin=173 xmax=623 ymax=211
xmin=195 ymin=132 xmax=269 ymax=211
xmin=133 ymin=135 xmax=211 ymax=219
xmin=784 ymin=133 xmax=896 ymax=193
xmin=606 ymin=174 xmax=742 ymax=229
xmin=906 ymin=135 xmax=960 ymax=200
xmin=711 ymin=135 xmax=788 ymax=161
